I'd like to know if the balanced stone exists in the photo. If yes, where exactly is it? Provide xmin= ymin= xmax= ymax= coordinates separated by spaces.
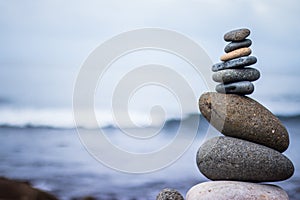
xmin=186 ymin=181 xmax=289 ymax=200
xmin=212 ymin=68 xmax=260 ymax=83
xmin=196 ymin=136 xmax=294 ymax=182
xmin=220 ymin=47 xmax=252 ymax=61
xmin=212 ymin=56 xmax=257 ymax=72
xmin=199 ymin=92 xmax=289 ymax=152
xmin=156 ymin=188 xmax=184 ymax=200
xmin=215 ymin=81 xmax=254 ymax=95
xmin=224 ymin=39 xmax=252 ymax=53
xmin=224 ymin=28 xmax=250 ymax=42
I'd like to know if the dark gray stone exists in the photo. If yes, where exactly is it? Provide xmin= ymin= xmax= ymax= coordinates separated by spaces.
xmin=212 ymin=68 xmax=260 ymax=83
xmin=212 ymin=56 xmax=257 ymax=72
xmin=156 ymin=188 xmax=184 ymax=200
xmin=216 ymin=81 xmax=254 ymax=95
xmin=224 ymin=28 xmax=250 ymax=42
xmin=198 ymin=92 xmax=290 ymax=152
xmin=224 ymin=39 xmax=252 ymax=53
xmin=196 ymin=136 xmax=294 ymax=182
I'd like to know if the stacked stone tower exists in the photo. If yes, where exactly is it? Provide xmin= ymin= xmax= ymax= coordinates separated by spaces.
xmin=188 ymin=28 xmax=294 ymax=200
xmin=156 ymin=28 xmax=294 ymax=200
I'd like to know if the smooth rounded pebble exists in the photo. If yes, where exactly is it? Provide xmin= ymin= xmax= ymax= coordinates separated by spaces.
xmin=186 ymin=181 xmax=289 ymax=200
xmin=196 ymin=136 xmax=294 ymax=182
xmin=215 ymin=81 xmax=254 ymax=95
xmin=212 ymin=68 xmax=260 ymax=83
xmin=212 ymin=56 xmax=257 ymax=72
xmin=199 ymin=92 xmax=289 ymax=152
xmin=156 ymin=188 xmax=184 ymax=200
xmin=224 ymin=39 xmax=252 ymax=53
xmin=220 ymin=47 xmax=252 ymax=61
xmin=224 ymin=28 xmax=250 ymax=42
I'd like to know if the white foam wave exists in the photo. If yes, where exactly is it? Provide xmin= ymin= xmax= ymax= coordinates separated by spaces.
xmin=0 ymin=107 xmax=178 ymax=129
xmin=0 ymin=100 xmax=299 ymax=129
xmin=0 ymin=107 xmax=76 ymax=129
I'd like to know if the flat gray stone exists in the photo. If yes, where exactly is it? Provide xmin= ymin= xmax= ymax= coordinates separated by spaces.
xmin=216 ymin=81 xmax=254 ymax=95
xmin=156 ymin=188 xmax=184 ymax=200
xmin=224 ymin=28 xmax=250 ymax=42
xmin=199 ymin=92 xmax=290 ymax=152
xmin=186 ymin=181 xmax=289 ymax=200
xmin=224 ymin=39 xmax=252 ymax=53
xmin=212 ymin=68 xmax=260 ymax=83
xmin=212 ymin=56 xmax=257 ymax=72
xmin=196 ymin=136 xmax=294 ymax=182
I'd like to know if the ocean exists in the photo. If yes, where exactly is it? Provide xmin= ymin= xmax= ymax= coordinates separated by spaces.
xmin=0 ymin=114 xmax=299 ymax=200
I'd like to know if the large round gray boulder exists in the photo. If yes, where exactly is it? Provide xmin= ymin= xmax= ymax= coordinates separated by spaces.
xmin=196 ymin=136 xmax=294 ymax=182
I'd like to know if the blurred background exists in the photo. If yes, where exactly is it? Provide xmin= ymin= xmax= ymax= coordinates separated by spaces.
xmin=0 ymin=0 xmax=300 ymax=127
xmin=0 ymin=1 xmax=299 ymax=199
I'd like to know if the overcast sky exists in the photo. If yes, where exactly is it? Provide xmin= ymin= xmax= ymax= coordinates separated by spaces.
xmin=1 ymin=0 xmax=300 ymax=66
xmin=0 ymin=0 xmax=299 ymax=113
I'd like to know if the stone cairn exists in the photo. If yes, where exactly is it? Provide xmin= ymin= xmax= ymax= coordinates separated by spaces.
xmin=157 ymin=28 xmax=294 ymax=200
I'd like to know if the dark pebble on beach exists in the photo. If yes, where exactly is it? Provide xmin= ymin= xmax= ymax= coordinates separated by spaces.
xmin=0 ymin=177 xmax=58 ymax=200
xmin=156 ymin=188 xmax=184 ymax=200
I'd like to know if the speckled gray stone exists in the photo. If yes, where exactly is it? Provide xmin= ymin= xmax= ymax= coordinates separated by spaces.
xmin=224 ymin=39 xmax=252 ymax=53
xmin=224 ymin=28 xmax=250 ymax=42
xmin=199 ymin=92 xmax=289 ymax=152
xmin=212 ymin=56 xmax=257 ymax=72
xmin=216 ymin=81 xmax=254 ymax=95
xmin=196 ymin=136 xmax=294 ymax=182
xmin=212 ymin=68 xmax=260 ymax=83
xmin=186 ymin=181 xmax=289 ymax=200
xmin=156 ymin=188 xmax=184 ymax=200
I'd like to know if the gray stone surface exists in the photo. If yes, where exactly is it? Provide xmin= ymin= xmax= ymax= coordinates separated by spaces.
xmin=196 ymin=136 xmax=294 ymax=182
xmin=156 ymin=188 xmax=184 ymax=200
xmin=215 ymin=81 xmax=254 ymax=95
xmin=186 ymin=181 xmax=289 ymax=200
xmin=224 ymin=39 xmax=252 ymax=53
xmin=224 ymin=28 xmax=250 ymax=42
xmin=212 ymin=56 xmax=257 ymax=72
xmin=199 ymin=92 xmax=289 ymax=152
xmin=212 ymin=68 xmax=260 ymax=83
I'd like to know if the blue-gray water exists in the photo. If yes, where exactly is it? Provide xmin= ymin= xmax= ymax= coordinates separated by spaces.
xmin=0 ymin=116 xmax=299 ymax=200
